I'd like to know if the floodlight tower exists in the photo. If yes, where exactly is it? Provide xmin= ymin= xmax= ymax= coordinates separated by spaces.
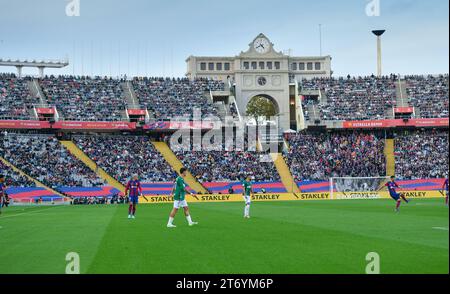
xmin=372 ymin=30 xmax=385 ymax=77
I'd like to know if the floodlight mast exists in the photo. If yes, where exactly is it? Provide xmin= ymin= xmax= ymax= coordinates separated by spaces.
xmin=372 ymin=30 xmax=386 ymax=77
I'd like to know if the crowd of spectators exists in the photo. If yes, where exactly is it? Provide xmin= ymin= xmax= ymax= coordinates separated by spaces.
xmin=74 ymin=135 xmax=175 ymax=184
xmin=0 ymin=161 xmax=36 ymax=187
xmin=395 ymin=130 xmax=448 ymax=179
xmin=405 ymin=75 xmax=449 ymax=119
xmin=132 ymin=77 xmax=223 ymax=120
xmin=285 ymin=131 xmax=386 ymax=181
xmin=300 ymin=75 xmax=397 ymax=121
xmin=39 ymin=75 xmax=127 ymax=121
xmin=1 ymin=134 xmax=105 ymax=189
xmin=300 ymin=96 xmax=319 ymax=121
xmin=2 ymin=73 xmax=448 ymax=123
xmin=173 ymin=137 xmax=279 ymax=182
xmin=0 ymin=74 xmax=37 ymax=120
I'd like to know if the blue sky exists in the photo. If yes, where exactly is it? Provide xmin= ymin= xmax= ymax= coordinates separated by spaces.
xmin=0 ymin=0 xmax=448 ymax=77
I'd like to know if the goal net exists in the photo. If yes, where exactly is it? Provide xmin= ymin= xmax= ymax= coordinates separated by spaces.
xmin=330 ymin=177 xmax=391 ymax=200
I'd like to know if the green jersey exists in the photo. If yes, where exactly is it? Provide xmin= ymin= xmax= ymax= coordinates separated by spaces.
xmin=174 ymin=176 xmax=187 ymax=201
xmin=242 ymin=180 xmax=252 ymax=196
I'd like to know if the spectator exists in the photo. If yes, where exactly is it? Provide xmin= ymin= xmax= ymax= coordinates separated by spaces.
xmin=39 ymin=75 xmax=127 ymax=121
xmin=74 ymin=135 xmax=174 ymax=184
xmin=1 ymin=134 xmax=105 ymax=191
xmin=132 ymin=77 xmax=223 ymax=120
xmin=285 ymin=131 xmax=386 ymax=181
xmin=395 ymin=130 xmax=448 ymax=179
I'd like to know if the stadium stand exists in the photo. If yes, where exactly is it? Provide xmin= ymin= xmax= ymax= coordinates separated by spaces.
xmin=285 ymin=131 xmax=386 ymax=181
xmin=73 ymin=135 xmax=176 ymax=185
xmin=1 ymin=74 xmax=446 ymax=123
xmin=404 ymin=75 xmax=449 ymax=118
xmin=131 ymin=77 xmax=223 ymax=120
xmin=301 ymin=75 xmax=397 ymax=121
xmin=1 ymin=134 xmax=106 ymax=189
xmin=172 ymin=138 xmax=280 ymax=183
xmin=0 ymin=160 xmax=36 ymax=187
xmin=39 ymin=75 xmax=127 ymax=121
xmin=395 ymin=129 xmax=449 ymax=179
xmin=0 ymin=72 xmax=448 ymax=199
xmin=0 ymin=73 xmax=37 ymax=120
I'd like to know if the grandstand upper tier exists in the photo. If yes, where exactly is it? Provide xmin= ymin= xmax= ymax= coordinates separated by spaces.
xmin=0 ymin=35 xmax=448 ymax=131
xmin=0 ymin=73 xmax=448 ymax=124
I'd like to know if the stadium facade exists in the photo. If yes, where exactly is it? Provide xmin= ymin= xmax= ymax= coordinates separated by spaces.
xmin=186 ymin=34 xmax=332 ymax=131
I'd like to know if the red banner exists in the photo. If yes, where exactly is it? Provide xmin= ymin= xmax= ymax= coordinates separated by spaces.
xmin=394 ymin=107 xmax=414 ymax=114
xmin=0 ymin=120 xmax=50 ymax=129
xmin=36 ymin=107 xmax=55 ymax=115
xmin=343 ymin=118 xmax=449 ymax=129
xmin=127 ymin=109 xmax=146 ymax=116
xmin=52 ymin=121 xmax=136 ymax=130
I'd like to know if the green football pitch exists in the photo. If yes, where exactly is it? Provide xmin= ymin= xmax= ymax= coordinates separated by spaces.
xmin=0 ymin=199 xmax=448 ymax=274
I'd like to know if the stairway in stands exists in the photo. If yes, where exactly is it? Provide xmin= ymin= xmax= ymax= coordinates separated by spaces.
xmin=395 ymin=79 xmax=409 ymax=107
xmin=59 ymin=141 xmax=125 ymax=193
xmin=27 ymin=79 xmax=49 ymax=107
xmin=270 ymin=153 xmax=301 ymax=193
xmin=0 ymin=156 xmax=65 ymax=197
xmin=384 ymin=139 xmax=395 ymax=177
xmin=152 ymin=142 xmax=208 ymax=194
xmin=26 ymin=79 xmax=49 ymax=120
xmin=306 ymin=103 xmax=319 ymax=122
xmin=122 ymin=81 xmax=140 ymax=108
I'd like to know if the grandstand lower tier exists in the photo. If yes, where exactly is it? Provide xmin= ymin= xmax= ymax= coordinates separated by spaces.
xmin=5 ymin=179 xmax=447 ymax=204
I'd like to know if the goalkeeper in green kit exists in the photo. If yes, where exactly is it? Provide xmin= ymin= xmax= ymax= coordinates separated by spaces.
xmin=167 ymin=168 xmax=198 ymax=228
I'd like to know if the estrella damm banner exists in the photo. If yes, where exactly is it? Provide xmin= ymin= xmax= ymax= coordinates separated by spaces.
xmin=140 ymin=191 xmax=444 ymax=204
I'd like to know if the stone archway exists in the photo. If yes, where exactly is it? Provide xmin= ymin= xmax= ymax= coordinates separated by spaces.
xmin=245 ymin=94 xmax=280 ymax=117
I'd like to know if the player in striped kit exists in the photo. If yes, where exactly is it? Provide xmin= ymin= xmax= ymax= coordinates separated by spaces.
xmin=125 ymin=174 xmax=143 ymax=219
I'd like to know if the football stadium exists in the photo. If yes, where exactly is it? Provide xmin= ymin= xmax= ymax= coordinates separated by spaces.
xmin=0 ymin=0 xmax=448 ymax=279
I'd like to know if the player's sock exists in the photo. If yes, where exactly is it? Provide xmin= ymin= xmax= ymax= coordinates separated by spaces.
xmin=396 ymin=200 xmax=401 ymax=211
xmin=168 ymin=217 xmax=174 ymax=225
xmin=246 ymin=205 xmax=250 ymax=217
xmin=128 ymin=204 xmax=133 ymax=215
xmin=186 ymin=215 xmax=193 ymax=224
xmin=446 ymin=196 xmax=448 ymax=206
xmin=132 ymin=204 xmax=136 ymax=215
xmin=401 ymin=195 xmax=409 ymax=203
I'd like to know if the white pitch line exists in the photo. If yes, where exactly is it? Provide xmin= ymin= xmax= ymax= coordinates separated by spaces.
xmin=433 ymin=227 xmax=449 ymax=231
xmin=0 ymin=206 xmax=59 ymax=219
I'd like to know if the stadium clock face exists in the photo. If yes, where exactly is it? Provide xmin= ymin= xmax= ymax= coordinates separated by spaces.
xmin=254 ymin=37 xmax=270 ymax=54
xmin=258 ymin=76 xmax=267 ymax=86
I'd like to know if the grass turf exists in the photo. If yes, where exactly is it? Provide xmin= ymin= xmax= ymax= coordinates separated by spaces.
xmin=0 ymin=199 xmax=448 ymax=274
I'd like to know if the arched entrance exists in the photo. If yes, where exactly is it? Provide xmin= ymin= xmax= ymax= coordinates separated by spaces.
xmin=245 ymin=94 xmax=280 ymax=118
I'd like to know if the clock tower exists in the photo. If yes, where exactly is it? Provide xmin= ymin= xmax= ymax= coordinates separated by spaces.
xmin=233 ymin=34 xmax=290 ymax=130
xmin=186 ymin=33 xmax=332 ymax=131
